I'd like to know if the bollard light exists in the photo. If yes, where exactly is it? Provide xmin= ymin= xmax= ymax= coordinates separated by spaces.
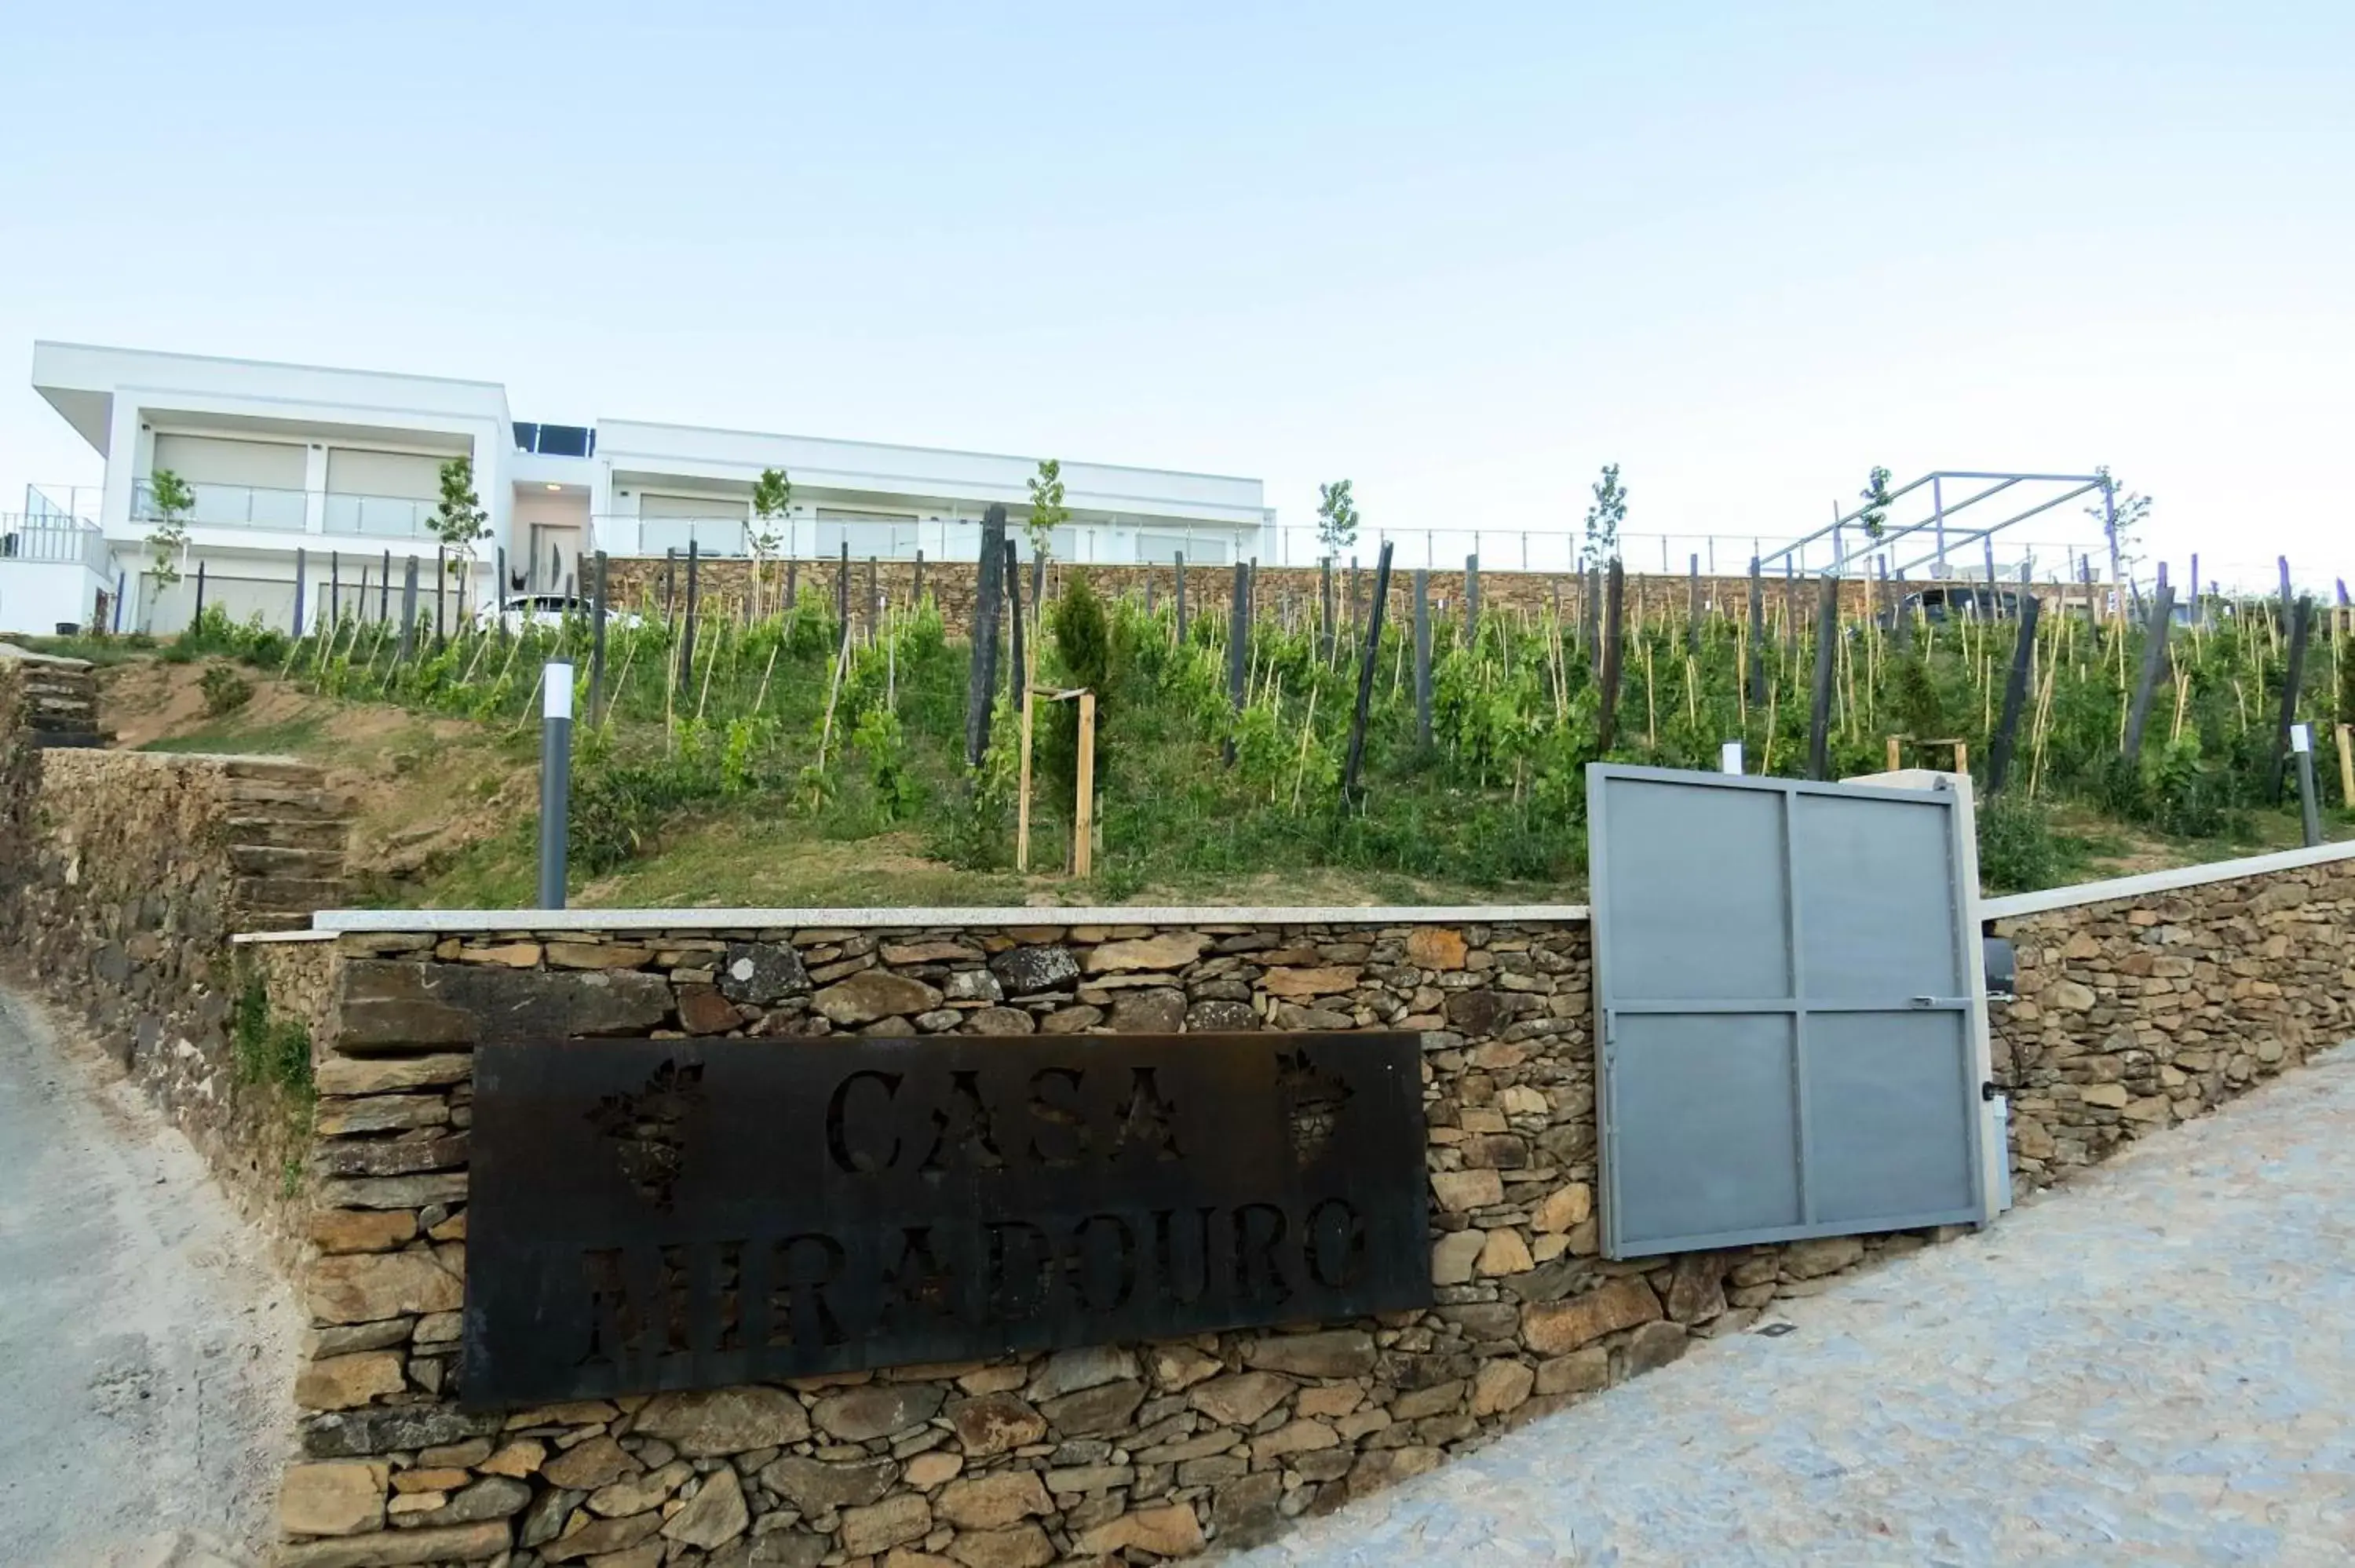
xmin=539 ymin=661 xmax=574 ymax=910
xmin=2291 ymin=722 xmax=2323 ymax=848
xmin=1720 ymin=740 xmax=1744 ymax=776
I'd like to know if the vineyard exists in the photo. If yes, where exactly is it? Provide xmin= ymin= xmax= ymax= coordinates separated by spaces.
xmin=104 ymin=561 xmax=2355 ymax=905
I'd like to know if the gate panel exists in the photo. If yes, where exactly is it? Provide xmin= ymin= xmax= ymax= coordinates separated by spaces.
xmin=1590 ymin=764 xmax=1989 ymax=1258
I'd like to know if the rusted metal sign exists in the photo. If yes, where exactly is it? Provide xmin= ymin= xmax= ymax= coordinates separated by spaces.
xmin=461 ymin=1032 xmax=1430 ymax=1406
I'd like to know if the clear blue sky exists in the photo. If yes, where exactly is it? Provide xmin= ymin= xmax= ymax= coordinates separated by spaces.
xmin=3 ymin=4 xmax=2349 ymax=590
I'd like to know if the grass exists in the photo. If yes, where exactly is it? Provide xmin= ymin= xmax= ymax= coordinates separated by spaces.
xmin=141 ymin=714 xmax=330 ymax=756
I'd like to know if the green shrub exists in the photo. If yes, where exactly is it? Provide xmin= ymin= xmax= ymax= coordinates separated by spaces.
xmin=231 ymin=977 xmax=313 ymax=1099
xmin=1976 ymin=793 xmax=2067 ymax=894
xmin=199 ymin=662 xmax=254 ymax=717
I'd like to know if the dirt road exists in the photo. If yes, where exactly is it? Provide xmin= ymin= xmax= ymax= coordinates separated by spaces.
xmin=0 ymin=986 xmax=297 ymax=1567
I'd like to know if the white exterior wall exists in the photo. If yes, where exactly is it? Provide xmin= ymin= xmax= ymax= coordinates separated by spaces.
xmin=28 ymin=342 xmax=1272 ymax=618
xmin=0 ymin=561 xmax=108 ymax=636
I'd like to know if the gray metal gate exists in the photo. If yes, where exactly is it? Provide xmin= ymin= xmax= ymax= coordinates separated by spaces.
xmin=1588 ymin=764 xmax=1992 ymax=1258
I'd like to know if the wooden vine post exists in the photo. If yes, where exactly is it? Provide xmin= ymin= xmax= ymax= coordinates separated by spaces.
xmin=2269 ymin=596 xmax=2313 ymax=803
xmin=2337 ymin=724 xmax=2355 ymax=808
xmin=1412 ymin=568 xmax=1434 ymax=749
xmin=1222 ymin=560 xmax=1250 ymax=768
xmin=1340 ymin=542 xmax=1397 ymax=809
xmin=1595 ymin=560 xmax=1627 ymax=752
xmin=2120 ymin=582 xmax=2178 ymax=761
xmin=1075 ymin=691 xmax=1097 ymax=879
xmin=1986 ymin=590 xmax=2042 ymax=793
xmin=1805 ymin=573 xmax=1838 ymax=780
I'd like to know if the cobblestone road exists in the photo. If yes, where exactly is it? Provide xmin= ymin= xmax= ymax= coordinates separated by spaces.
xmin=1239 ymin=1044 xmax=2355 ymax=1568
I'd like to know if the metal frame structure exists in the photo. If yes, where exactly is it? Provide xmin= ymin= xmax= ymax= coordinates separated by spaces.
xmin=1756 ymin=469 xmax=2117 ymax=589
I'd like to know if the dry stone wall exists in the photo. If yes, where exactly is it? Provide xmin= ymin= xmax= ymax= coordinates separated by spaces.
xmin=0 ymin=708 xmax=352 ymax=1219
xmin=595 ymin=557 xmax=2088 ymax=644
xmin=1991 ymin=855 xmax=2355 ymax=1183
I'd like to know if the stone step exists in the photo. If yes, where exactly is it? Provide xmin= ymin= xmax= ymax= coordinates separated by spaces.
xmin=234 ymin=875 xmax=347 ymax=916
xmin=28 ymin=731 xmax=104 ymax=750
xmin=219 ymin=757 xmax=325 ymax=784
xmin=228 ymin=843 xmax=347 ymax=877
xmin=224 ymin=780 xmax=336 ymax=809
xmin=225 ymin=815 xmax=351 ymax=849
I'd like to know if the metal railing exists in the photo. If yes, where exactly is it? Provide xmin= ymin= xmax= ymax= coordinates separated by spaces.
xmin=0 ymin=515 xmax=109 ymax=573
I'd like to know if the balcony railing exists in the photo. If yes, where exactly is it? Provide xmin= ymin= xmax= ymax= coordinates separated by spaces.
xmin=133 ymin=479 xmax=436 ymax=540
xmin=0 ymin=515 xmax=110 ymax=574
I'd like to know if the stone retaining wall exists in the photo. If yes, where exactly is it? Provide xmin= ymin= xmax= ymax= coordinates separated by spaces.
xmin=0 ymin=698 xmax=353 ymax=1222
xmin=274 ymin=856 xmax=2350 ymax=1567
xmin=596 ymin=557 xmax=2092 ymax=642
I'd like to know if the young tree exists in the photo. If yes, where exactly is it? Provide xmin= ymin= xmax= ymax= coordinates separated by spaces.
xmin=1859 ymin=465 xmax=1893 ymax=540
xmin=429 ymin=456 xmax=491 ymax=610
xmin=750 ymin=466 xmax=791 ymax=612
xmin=2085 ymin=465 xmax=2152 ymax=586
xmin=1580 ymin=463 xmax=1627 ymax=569
xmin=1316 ymin=480 xmax=1360 ymax=556
xmin=1025 ymin=458 xmax=1069 ymax=565
xmin=145 ymin=468 xmax=195 ymax=588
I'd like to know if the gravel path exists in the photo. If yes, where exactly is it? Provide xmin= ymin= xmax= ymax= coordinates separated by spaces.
xmin=0 ymin=986 xmax=298 ymax=1567
xmin=1239 ymin=1042 xmax=2355 ymax=1568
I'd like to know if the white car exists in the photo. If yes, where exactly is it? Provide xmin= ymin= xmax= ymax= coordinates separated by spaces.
xmin=473 ymin=594 xmax=645 ymax=634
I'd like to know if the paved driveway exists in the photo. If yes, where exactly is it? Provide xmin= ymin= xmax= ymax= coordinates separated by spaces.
xmin=0 ymin=986 xmax=297 ymax=1567
xmin=1240 ymin=1044 xmax=2355 ymax=1567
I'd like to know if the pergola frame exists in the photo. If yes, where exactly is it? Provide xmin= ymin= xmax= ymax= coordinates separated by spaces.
xmin=1755 ymin=469 xmax=2118 ymax=589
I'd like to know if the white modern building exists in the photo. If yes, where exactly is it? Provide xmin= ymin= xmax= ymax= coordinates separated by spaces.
xmin=5 ymin=341 xmax=1274 ymax=636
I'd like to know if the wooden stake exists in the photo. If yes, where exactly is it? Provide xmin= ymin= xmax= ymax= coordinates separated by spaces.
xmin=1291 ymin=686 xmax=1320 ymax=810
xmin=1074 ymin=690 xmax=1096 ymax=879
xmin=1887 ymin=735 xmax=1903 ymax=773
xmin=1016 ymin=685 xmax=1035 ymax=872
xmin=2338 ymin=723 xmax=2355 ymax=808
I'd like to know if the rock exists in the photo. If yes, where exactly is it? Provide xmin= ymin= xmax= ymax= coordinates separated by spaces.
xmin=1260 ymin=965 xmax=1364 ymax=998
xmin=1476 ymin=1228 xmax=1534 ymax=1276
xmin=1028 ymin=1345 xmax=1137 ymax=1399
xmin=296 ymin=1351 xmax=405 ymax=1409
xmin=1531 ymin=1183 xmax=1593 ymax=1234
xmin=587 ymin=1460 xmax=692 ymax=1517
xmin=306 ymin=1252 xmax=462 ymax=1326
xmin=281 ymin=1460 xmax=388 ymax=1537
xmin=1074 ymin=1501 xmax=1207 ymax=1558
xmin=1187 ymin=1371 xmax=1293 ymax=1427
xmin=278 ymin=1519 xmax=512 ymax=1566
xmin=1250 ymin=1418 xmax=1337 ymax=1458
xmin=815 ymin=970 xmax=943 ymax=1025
xmin=947 ymin=1391 xmax=1048 ymax=1456
xmin=337 ymin=961 xmax=674 ymax=1051
xmin=546 ymin=941 xmax=655 ymax=970
xmin=759 ymin=1454 xmax=896 ymax=1513
xmin=1185 ymin=998 xmax=1258 ymax=1031
xmin=478 ymin=1439 xmax=544 ymax=1478
xmin=1521 ymin=1278 xmax=1662 ymax=1355
xmin=1781 ymin=1234 xmax=1865 ymax=1279
xmin=839 ymin=1493 xmax=933 ymax=1556
xmin=2051 ymin=979 xmax=2098 ymax=1011
xmin=633 ymin=1387 xmax=811 ymax=1453
xmin=942 ymin=968 xmax=1004 ymax=1003
xmin=718 ymin=942 xmax=811 ymax=1002
xmin=1151 ymin=1345 xmax=1221 ymax=1391
xmin=541 ymin=1435 xmax=641 ymax=1491
xmin=676 ymin=983 xmax=741 ymax=1034
xmin=314 ymin=1134 xmax=469 ymax=1180
xmin=429 ymin=1476 xmax=531 ymax=1524
xmin=964 ymin=1005 xmax=1035 ymax=1034
xmin=1040 ymin=1004 xmax=1102 ymax=1033
xmin=710 ymin=1531 xmax=831 ymax=1568
xmin=814 ymin=1380 xmax=946 ymax=1441
xmin=882 ymin=937 xmax=980 ymax=965
xmin=316 ymin=1174 xmax=469 ymax=1211
xmin=947 ymin=1523 xmax=1056 ymax=1568
xmin=1039 ymin=1378 xmax=1145 ymax=1436
xmin=315 ymin=1096 xmax=448 ymax=1136
xmin=1212 ymin=1471 xmax=1286 ymax=1549
xmin=313 ymin=1053 xmax=473 ymax=1096
xmin=1443 ymin=990 xmax=1510 ymax=1036
xmin=1084 ymin=932 xmax=1210 ymax=972
xmin=1431 ymin=1230 xmax=1485 ymax=1285
xmin=301 ymin=1406 xmax=501 ymax=1460
xmin=1246 ymin=1329 xmax=1377 ymax=1379
xmin=662 ymin=1466 xmax=750 ymax=1548
xmin=309 ymin=1209 xmax=417 ymax=1255
xmin=1624 ymin=1320 xmax=1689 ymax=1373
xmin=1345 ymin=1445 xmax=1443 ymax=1498
xmin=937 ymin=1468 xmax=1054 ymax=1530
xmin=1431 ymin=1169 xmax=1502 ymax=1211
xmin=990 ymin=945 xmax=1080 ymax=996
xmin=1534 ymin=1348 xmax=1610 ymax=1396
xmin=543 ymin=1509 xmax=663 ymax=1562
xmin=904 ymin=1450 xmax=962 ymax=1487
xmin=2079 ymin=1081 xmax=2130 ymax=1108
xmin=1108 ymin=988 xmax=1186 ymax=1032
xmin=1666 ymin=1252 xmax=1727 ymax=1323
xmin=1405 ymin=928 xmax=1470 ymax=971
xmin=1470 ymin=1358 xmax=1535 ymax=1417
xmin=915 ymin=1008 xmax=962 ymax=1031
